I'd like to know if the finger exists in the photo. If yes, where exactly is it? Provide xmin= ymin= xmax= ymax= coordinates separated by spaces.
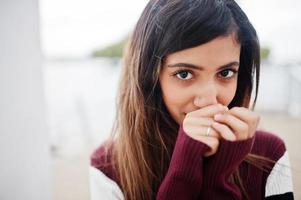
xmin=202 ymin=137 xmax=219 ymax=157
xmin=211 ymin=122 xmax=236 ymax=141
xmin=214 ymin=113 xmax=248 ymax=139
xmin=188 ymin=104 xmax=228 ymax=118
xmin=185 ymin=117 xmax=220 ymax=138
xmin=185 ymin=117 xmax=214 ymax=127
xmin=228 ymin=107 xmax=260 ymax=126
xmin=183 ymin=124 xmax=220 ymax=139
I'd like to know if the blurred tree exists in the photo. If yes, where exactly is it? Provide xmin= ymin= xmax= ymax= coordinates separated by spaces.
xmin=260 ymin=46 xmax=271 ymax=61
xmin=92 ymin=36 xmax=271 ymax=61
xmin=92 ymin=37 xmax=128 ymax=58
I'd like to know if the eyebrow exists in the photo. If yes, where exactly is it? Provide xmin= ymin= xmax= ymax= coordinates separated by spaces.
xmin=167 ymin=61 xmax=240 ymax=71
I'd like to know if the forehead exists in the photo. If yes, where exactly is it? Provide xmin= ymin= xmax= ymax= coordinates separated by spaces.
xmin=164 ymin=34 xmax=241 ymax=70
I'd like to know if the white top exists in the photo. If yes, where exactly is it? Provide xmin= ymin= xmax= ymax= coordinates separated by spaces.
xmin=89 ymin=166 xmax=125 ymax=200
xmin=265 ymin=151 xmax=294 ymax=197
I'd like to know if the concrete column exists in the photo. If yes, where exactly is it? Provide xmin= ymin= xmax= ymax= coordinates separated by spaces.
xmin=0 ymin=0 xmax=50 ymax=199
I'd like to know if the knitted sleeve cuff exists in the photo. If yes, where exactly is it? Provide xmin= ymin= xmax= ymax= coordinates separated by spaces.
xmin=157 ymin=126 xmax=210 ymax=199
xmin=203 ymin=136 xmax=255 ymax=186
xmin=168 ymin=125 xmax=210 ymax=176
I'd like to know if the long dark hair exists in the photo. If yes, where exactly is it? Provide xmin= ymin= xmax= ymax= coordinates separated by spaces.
xmin=111 ymin=0 xmax=265 ymax=199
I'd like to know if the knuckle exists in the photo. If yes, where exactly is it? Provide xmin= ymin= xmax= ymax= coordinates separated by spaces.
xmin=251 ymin=115 xmax=259 ymax=125
xmin=243 ymin=124 xmax=249 ymax=133
xmin=218 ymin=123 xmax=226 ymax=130
xmin=186 ymin=112 xmax=192 ymax=118
xmin=241 ymin=123 xmax=248 ymax=132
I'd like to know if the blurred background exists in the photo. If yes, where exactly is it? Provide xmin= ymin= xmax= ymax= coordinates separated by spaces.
xmin=0 ymin=0 xmax=300 ymax=199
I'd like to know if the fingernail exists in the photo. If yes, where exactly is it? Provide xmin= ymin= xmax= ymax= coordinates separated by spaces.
xmin=224 ymin=106 xmax=229 ymax=111
xmin=194 ymin=98 xmax=202 ymax=106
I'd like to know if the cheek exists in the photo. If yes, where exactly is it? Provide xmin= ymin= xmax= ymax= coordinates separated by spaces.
xmin=162 ymin=83 xmax=185 ymax=110
xmin=221 ymin=81 xmax=237 ymax=105
xmin=160 ymin=79 xmax=188 ymax=124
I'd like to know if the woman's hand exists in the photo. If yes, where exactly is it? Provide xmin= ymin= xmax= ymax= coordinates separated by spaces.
xmin=183 ymin=98 xmax=260 ymax=157
xmin=183 ymin=98 xmax=233 ymax=157
xmin=212 ymin=107 xmax=260 ymax=141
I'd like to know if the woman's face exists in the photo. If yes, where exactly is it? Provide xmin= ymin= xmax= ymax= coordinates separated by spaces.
xmin=159 ymin=34 xmax=241 ymax=125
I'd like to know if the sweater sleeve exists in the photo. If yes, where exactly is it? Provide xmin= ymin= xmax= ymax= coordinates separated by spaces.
xmin=200 ymin=136 xmax=255 ymax=199
xmin=156 ymin=126 xmax=210 ymax=199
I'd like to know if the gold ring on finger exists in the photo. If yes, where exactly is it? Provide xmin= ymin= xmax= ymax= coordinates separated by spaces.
xmin=206 ymin=127 xmax=211 ymax=137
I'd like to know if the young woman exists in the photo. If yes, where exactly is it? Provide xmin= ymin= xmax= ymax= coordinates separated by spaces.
xmin=90 ymin=0 xmax=294 ymax=199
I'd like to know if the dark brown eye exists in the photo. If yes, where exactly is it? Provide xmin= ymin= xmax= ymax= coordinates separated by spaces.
xmin=218 ymin=69 xmax=236 ymax=78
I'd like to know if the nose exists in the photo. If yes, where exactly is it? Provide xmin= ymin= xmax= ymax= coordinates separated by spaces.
xmin=194 ymin=80 xmax=218 ymax=106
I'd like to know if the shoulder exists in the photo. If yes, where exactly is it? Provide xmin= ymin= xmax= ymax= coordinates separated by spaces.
xmin=251 ymin=131 xmax=294 ymax=198
xmin=89 ymin=166 xmax=124 ymax=200
xmin=252 ymin=130 xmax=287 ymax=161
xmin=90 ymin=140 xmax=117 ymax=182
xmin=253 ymin=131 xmax=295 ymax=198
xmin=89 ymin=141 xmax=125 ymax=199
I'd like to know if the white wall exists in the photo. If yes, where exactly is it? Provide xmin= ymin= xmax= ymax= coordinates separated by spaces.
xmin=0 ymin=0 xmax=50 ymax=199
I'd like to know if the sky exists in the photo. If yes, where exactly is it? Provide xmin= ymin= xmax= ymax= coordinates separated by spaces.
xmin=39 ymin=0 xmax=301 ymax=63
xmin=39 ymin=0 xmax=148 ymax=58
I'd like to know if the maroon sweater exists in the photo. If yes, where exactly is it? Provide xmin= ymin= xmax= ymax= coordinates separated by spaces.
xmin=91 ymin=127 xmax=293 ymax=199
